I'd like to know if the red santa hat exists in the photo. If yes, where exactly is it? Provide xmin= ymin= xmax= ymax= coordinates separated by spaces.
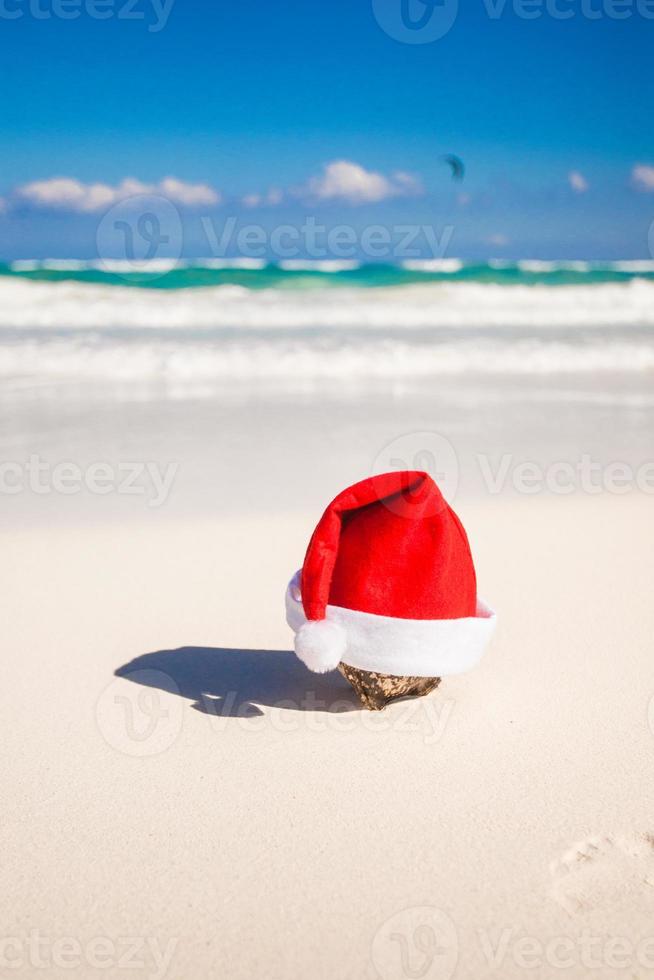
xmin=286 ymin=470 xmax=496 ymax=675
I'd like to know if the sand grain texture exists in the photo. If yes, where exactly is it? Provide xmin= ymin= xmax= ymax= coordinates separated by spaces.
xmin=2 ymin=495 xmax=653 ymax=979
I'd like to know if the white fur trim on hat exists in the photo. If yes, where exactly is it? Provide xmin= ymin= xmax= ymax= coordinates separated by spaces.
xmin=285 ymin=570 xmax=496 ymax=677
xmin=295 ymin=619 xmax=348 ymax=674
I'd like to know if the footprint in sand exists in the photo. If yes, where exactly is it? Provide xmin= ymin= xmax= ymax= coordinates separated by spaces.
xmin=550 ymin=834 xmax=654 ymax=915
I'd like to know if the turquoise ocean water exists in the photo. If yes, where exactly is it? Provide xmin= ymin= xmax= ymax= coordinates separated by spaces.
xmin=3 ymin=259 xmax=654 ymax=290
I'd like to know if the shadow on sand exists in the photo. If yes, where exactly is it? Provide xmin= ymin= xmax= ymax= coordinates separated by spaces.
xmin=115 ymin=646 xmax=360 ymax=718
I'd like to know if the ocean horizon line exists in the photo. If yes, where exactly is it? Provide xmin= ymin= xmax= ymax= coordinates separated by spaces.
xmin=1 ymin=257 xmax=654 ymax=292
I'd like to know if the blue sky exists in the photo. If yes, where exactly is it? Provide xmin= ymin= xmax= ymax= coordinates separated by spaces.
xmin=1 ymin=0 xmax=653 ymax=259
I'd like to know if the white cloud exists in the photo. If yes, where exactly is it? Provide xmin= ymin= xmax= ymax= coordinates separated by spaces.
xmin=390 ymin=170 xmax=423 ymax=196
xmin=15 ymin=176 xmax=220 ymax=213
xmin=568 ymin=171 xmax=589 ymax=193
xmin=241 ymin=188 xmax=283 ymax=208
xmin=631 ymin=164 xmax=654 ymax=192
xmin=303 ymin=160 xmax=422 ymax=205
xmin=157 ymin=177 xmax=220 ymax=207
xmin=17 ymin=177 xmax=117 ymax=213
xmin=488 ymin=234 xmax=509 ymax=246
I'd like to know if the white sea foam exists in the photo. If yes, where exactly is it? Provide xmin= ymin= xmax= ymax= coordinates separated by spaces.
xmin=10 ymin=260 xmax=41 ymax=271
xmin=611 ymin=260 xmax=654 ymax=272
xmin=187 ymin=257 xmax=268 ymax=270
xmin=1 ymin=335 xmax=653 ymax=385
xmin=1 ymin=276 xmax=653 ymax=386
xmin=10 ymin=259 xmax=91 ymax=272
xmin=9 ymin=257 xmax=270 ymax=272
xmin=278 ymin=259 xmax=361 ymax=272
xmin=1 ymin=277 xmax=653 ymax=331
xmin=517 ymin=260 xmax=591 ymax=273
xmin=401 ymin=259 xmax=464 ymax=273
xmin=95 ymin=258 xmax=183 ymax=273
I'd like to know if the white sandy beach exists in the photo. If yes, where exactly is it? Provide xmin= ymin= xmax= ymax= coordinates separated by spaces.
xmin=3 ymin=490 xmax=654 ymax=979
xmin=2 ymin=261 xmax=654 ymax=978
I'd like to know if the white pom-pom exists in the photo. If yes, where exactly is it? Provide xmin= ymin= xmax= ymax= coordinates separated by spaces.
xmin=295 ymin=619 xmax=347 ymax=674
